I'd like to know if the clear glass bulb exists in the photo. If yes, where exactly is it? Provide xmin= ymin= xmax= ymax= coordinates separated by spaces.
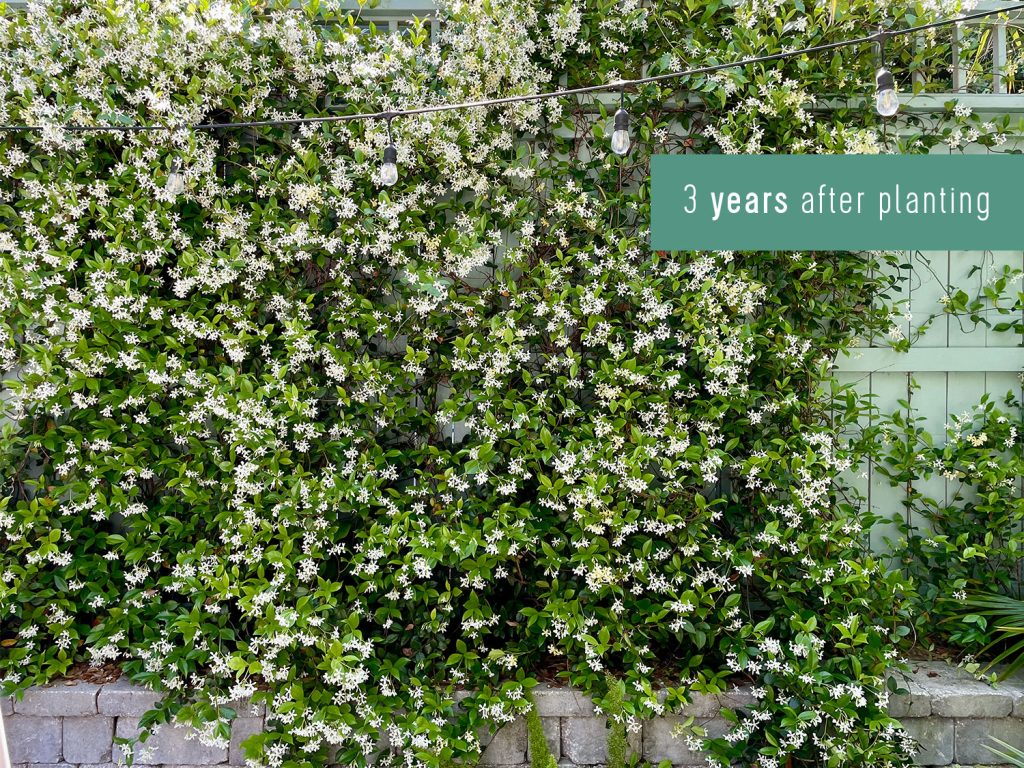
xmin=875 ymin=87 xmax=899 ymax=117
xmin=380 ymin=162 xmax=399 ymax=187
xmin=166 ymin=167 xmax=185 ymax=196
xmin=610 ymin=129 xmax=630 ymax=156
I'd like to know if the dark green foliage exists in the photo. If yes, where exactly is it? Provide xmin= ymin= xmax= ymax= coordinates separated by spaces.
xmin=0 ymin=1 xmax=1013 ymax=767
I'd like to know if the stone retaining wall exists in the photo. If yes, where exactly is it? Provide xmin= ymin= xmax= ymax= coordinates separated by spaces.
xmin=4 ymin=663 xmax=1024 ymax=767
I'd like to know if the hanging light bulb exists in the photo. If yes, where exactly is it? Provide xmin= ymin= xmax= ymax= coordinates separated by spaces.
xmin=873 ymin=27 xmax=899 ymax=118
xmin=166 ymin=158 xmax=186 ymax=196
xmin=379 ymin=113 xmax=399 ymax=187
xmin=875 ymin=67 xmax=899 ymax=117
xmin=380 ymin=143 xmax=398 ymax=186
xmin=610 ymin=107 xmax=631 ymax=156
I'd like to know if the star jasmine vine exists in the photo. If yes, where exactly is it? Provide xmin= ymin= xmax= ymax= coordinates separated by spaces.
xmin=0 ymin=0 xmax=1017 ymax=767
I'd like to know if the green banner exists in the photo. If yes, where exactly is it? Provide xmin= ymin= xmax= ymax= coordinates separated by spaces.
xmin=650 ymin=154 xmax=1024 ymax=251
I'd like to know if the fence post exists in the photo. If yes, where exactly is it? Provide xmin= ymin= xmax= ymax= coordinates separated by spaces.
xmin=952 ymin=22 xmax=967 ymax=91
xmin=992 ymin=17 xmax=1007 ymax=93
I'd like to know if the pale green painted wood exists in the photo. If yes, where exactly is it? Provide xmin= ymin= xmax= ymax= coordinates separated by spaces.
xmin=834 ymin=347 xmax=1024 ymax=372
xmin=909 ymin=250 xmax=952 ymax=348
xmin=910 ymin=371 xmax=950 ymax=537
xmin=867 ymin=371 xmax=911 ymax=553
xmin=829 ymin=372 xmax=872 ymax=523
xmin=987 ymin=371 xmax=1024 ymax=408
xmin=948 ymin=250 xmax=986 ymax=348
xmin=945 ymin=372 xmax=990 ymax=511
xmin=984 ymin=250 xmax=1024 ymax=349
xmin=952 ymin=22 xmax=968 ymax=93
xmin=840 ymin=230 xmax=1022 ymax=552
xmin=344 ymin=0 xmax=438 ymax=12
xmin=905 ymin=243 xmax=952 ymax=540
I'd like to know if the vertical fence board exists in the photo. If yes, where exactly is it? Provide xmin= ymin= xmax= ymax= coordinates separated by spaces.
xmin=868 ymin=371 xmax=912 ymax=553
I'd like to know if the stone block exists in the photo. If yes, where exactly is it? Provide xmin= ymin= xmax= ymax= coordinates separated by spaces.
xmin=561 ymin=717 xmax=603 ymax=765
xmin=561 ymin=716 xmax=640 ymax=765
xmin=908 ymin=663 xmax=1012 ymax=718
xmin=224 ymin=697 xmax=266 ymax=718
xmin=902 ymin=717 xmax=953 ymax=766
xmin=643 ymin=716 xmax=728 ymax=765
xmin=96 ymin=678 xmax=163 ymax=717
xmin=714 ymin=687 xmax=756 ymax=714
xmin=531 ymin=686 xmax=594 ymax=717
xmin=678 ymin=693 xmax=724 ymax=718
xmin=993 ymin=675 xmax=1024 ymax=718
xmin=656 ymin=687 xmax=754 ymax=717
xmin=933 ymin=689 xmax=1012 ymax=719
xmin=62 ymin=715 xmax=114 ymax=763
xmin=480 ymin=718 xmax=528 ymax=765
xmin=907 ymin=661 xmax=957 ymax=679
xmin=528 ymin=718 xmax=560 ymax=763
xmin=6 ymin=715 xmax=63 ymax=763
xmin=229 ymin=717 xmax=265 ymax=765
xmin=888 ymin=675 xmax=932 ymax=718
xmin=114 ymin=718 xmax=228 ymax=765
xmin=14 ymin=682 xmax=100 ymax=716
xmin=16 ymin=672 xmax=1024 ymax=768
xmin=2 ymin=695 xmax=13 ymax=716
xmin=955 ymin=717 xmax=1024 ymax=765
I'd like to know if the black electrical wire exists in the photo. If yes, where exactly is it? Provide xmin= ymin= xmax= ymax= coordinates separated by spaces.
xmin=0 ymin=1 xmax=1021 ymax=133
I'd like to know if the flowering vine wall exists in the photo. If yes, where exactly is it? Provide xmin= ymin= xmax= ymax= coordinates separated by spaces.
xmin=0 ymin=0 xmax=1020 ymax=767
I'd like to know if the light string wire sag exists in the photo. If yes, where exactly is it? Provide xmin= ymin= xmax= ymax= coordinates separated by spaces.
xmin=0 ymin=1 xmax=1020 ymax=134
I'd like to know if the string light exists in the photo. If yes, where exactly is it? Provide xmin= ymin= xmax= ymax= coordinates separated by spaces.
xmin=380 ymin=144 xmax=398 ymax=186
xmin=0 ymin=4 xmax=1017 ymax=136
xmin=610 ymin=89 xmax=631 ymax=156
xmin=874 ymin=28 xmax=900 ymax=118
xmin=875 ymin=68 xmax=899 ymax=117
xmin=380 ymin=116 xmax=398 ymax=187
xmin=165 ymin=158 xmax=185 ymax=196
